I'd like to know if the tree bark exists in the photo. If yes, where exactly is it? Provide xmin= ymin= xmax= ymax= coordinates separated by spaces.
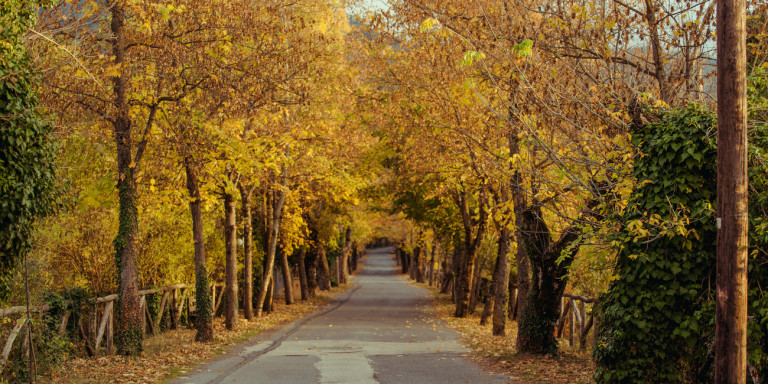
xmin=454 ymin=185 xmax=489 ymax=318
xmin=415 ymin=244 xmax=426 ymax=283
xmin=468 ymin=258 xmax=484 ymax=313
xmin=262 ymin=275 xmax=274 ymax=313
xmin=184 ymin=160 xmax=213 ymax=342
xmin=351 ymin=242 xmax=358 ymax=272
xmin=514 ymin=238 xmax=530 ymax=321
xmin=317 ymin=245 xmax=332 ymax=291
xmin=339 ymin=227 xmax=352 ymax=284
xmin=111 ymin=3 xmax=142 ymax=355
xmin=400 ymin=247 xmax=408 ymax=274
xmin=239 ymin=183 xmax=254 ymax=320
xmin=715 ymin=0 xmax=749 ymax=379
xmin=223 ymin=188 xmax=238 ymax=330
xmin=297 ymin=248 xmax=309 ymax=300
xmin=255 ymin=170 xmax=288 ymax=317
xmin=491 ymin=227 xmax=511 ymax=336
xmin=279 ymin=246 xmax=294 ymax=304
xmin=409 ymin=250 xmax=416 ymax=280
xmin=306 ymin=246 xmax=319 ymax=297
xmin=516 ymin=206 xmax=590 ymax=355
xmin=480 ymin=276 xmax=493 ymax=325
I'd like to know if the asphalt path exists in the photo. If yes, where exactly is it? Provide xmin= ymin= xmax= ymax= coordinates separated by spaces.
xmin=173 ymin=247 xmax=510 ymax=384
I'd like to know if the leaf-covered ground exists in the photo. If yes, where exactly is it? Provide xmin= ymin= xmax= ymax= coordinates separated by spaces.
xmin=414 ymin=279 xmax=596 ymax=384
xmin=43 ymin=286 xmax=349 ymax=384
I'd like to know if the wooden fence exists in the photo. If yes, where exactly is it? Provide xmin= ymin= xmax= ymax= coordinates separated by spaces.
xmin=556 ymin=293 xmax=598 ymax=350
xmin=0 ymin=282 xmax=224 ymax=372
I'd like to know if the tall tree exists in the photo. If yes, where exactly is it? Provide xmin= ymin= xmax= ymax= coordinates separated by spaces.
xmin=109 ymin=2 xmax=143 ymax=355
xmin=240 ymin=182 xmax=256 ymax=319
xmin=222 ymin=179 xmax=239 ymax=330
xmin=255 ymin=169 xmax=288 ymax=317
xmin=183 ymin=156 xmax=213 ymax=341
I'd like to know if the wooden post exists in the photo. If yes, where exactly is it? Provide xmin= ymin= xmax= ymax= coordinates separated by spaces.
xmin=89 ymin=304 xmax=97 ymax=346
xmin=715 ymin=0 xmax=749 ymax=379
xmin=155 ymin=290 xmax=170 ymax=330
xmin=144 ymin=303 xmax=157 ymax=336
xmin=95 ymin=301 xmax=113 ymax=354
xmin=569 ymin=300 xmax=575 ymax=347
xmin=59 ymin=310 xmax=71 ymax=336
xmin=139 ymin=296 xmax=146 ymax=336
xmin=0 ymin=319 xmax=27 ymax=371
xmin=171 ymin=288 xmax=179 ymax=329
xmin=106 ymin=303 xmax=114 ymax=354
xmin=211 ymin=284 xmax=216 ymax=315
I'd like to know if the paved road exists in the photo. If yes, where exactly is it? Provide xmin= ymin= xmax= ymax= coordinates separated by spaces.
xmin=173 ymin=247 xmax=510 ymax=384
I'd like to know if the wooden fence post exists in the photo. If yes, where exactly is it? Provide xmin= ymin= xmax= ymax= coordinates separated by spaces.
xmin=94 ymin=301 xmax=113 ymax=354
xmin=0 ymin=319 xmax=27 ymax=371
xmin=569 ymin=300 xmax=575 ymax=346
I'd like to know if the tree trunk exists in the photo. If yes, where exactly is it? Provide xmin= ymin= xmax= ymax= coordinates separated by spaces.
xmin=239 ymin=184 xmax=254 ymax=320
xmin=451 ymin=241 xmax=462 ymax=304
xmin=184 ymin=160 xmax=213 ymax=342
xmin=339 ymin=227 xmax=352 ymax=284
xmin=306 ymin=246 xmax=319 ymax=297
xmin=297 ymin=248 xmax=309 ymax=300
xmin=255 ymin=170 xmax=288 ymax=317
xmin=408 ymin=250 xmax=416 ymax=280
xmin=415 ymin=245 xmax=426 ymax=283
xmin=455 ymin=250 xmax=474 ymax=316
xmin=454 ymin=185 xmax=489 ymax=318
xmin=279 ymin=246 xmax=294 ymax=304
xmin=111 ymin=3 xmax=142 ymax=356
xmin=223 ymin=188 xmax=238 ymax=330
xmin=491 ymin=227 xmax=511 ymax=336
xmin=428 ymin=242 xmax=437 ymax=286
xmin=317 ymin=245 xmax=331 ymax=291
xmin=514 ymin=238 xmax=530 ymax=321
xmin=264 ymin=275 xmax=274 ymax=313
xmin=715 ymin=0 xmax=749 ymax=379
xmin=351 ymin=242 xmax=358 ymax=272
xmin=516 ymin=206 xmax=587 ymax=355
xmin=468 ymin=258 xmax=484 ymax=313
xmin=400 ymin=247 xmax=408 ymax=274
xmin=480 ymin=278 xmax=494 ymax=326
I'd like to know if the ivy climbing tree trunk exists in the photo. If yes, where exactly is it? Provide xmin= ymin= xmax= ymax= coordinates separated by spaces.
xmin=516 ymin=205 xmax=593 ymax=354
xmin=715 ymin=0 xmax=749 ymax=379
xmin=223 ymin=186 xmax=238 ymax=330
xmin=111 ymin=2 xmax=142 ymax=356
xmin=184 ymin=159 xmax=213 ymax=342
xmin=239 ymin=183 xmax=255 ymax=320
xmin=255 ymin=169 xmax=288 ymax=317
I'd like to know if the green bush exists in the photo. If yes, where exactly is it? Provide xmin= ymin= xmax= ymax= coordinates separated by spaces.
xmin=595 ymin=101 xmax=768 ymax=383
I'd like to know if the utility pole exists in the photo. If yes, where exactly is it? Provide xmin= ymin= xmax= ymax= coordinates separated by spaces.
xmin=715 ymin=0 xmax=748 ymax=379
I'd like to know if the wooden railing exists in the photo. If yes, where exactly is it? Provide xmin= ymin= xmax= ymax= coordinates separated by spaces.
xmin=556 ymin=293 xmax=598 ymax=350
xmin=0 ymin=282 xmax=222 ymax=371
